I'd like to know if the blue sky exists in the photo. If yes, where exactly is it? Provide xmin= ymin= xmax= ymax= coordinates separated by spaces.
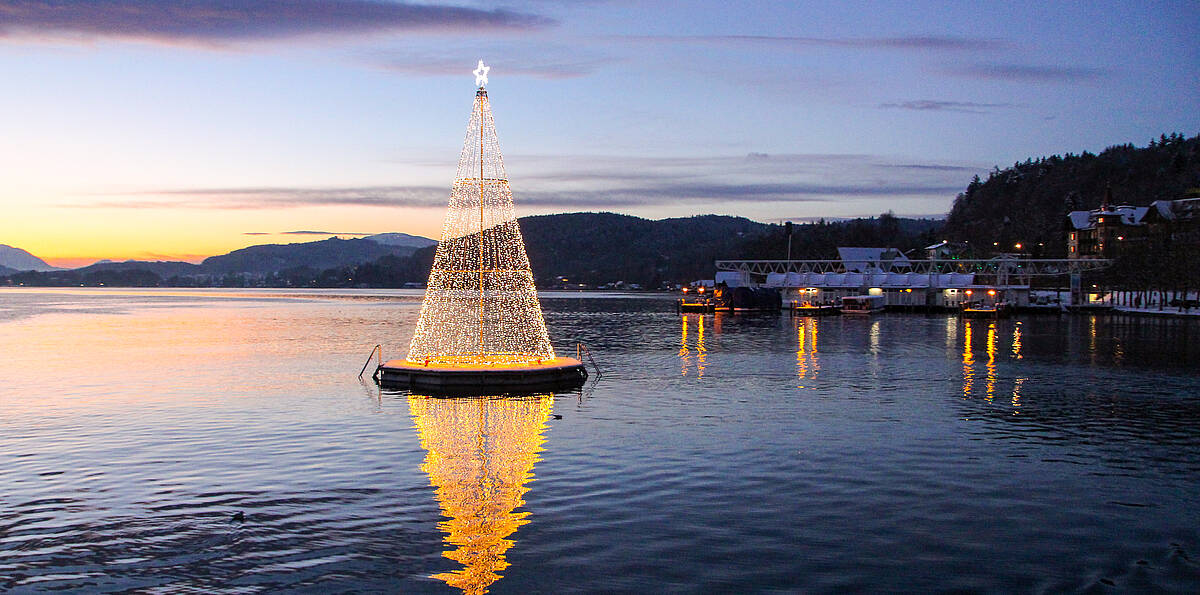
xmin=1 ymin=1 xmax=1197 ymax=264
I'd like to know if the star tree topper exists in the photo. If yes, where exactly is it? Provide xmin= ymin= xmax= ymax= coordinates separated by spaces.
xmin=473 ymin=59 xmax=490 ymax=88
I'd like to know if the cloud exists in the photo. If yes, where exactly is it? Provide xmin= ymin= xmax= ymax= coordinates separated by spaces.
xmin=87 ymin=185 xmax=450 ymax=209
xmin=137 ymin=251 xmax=212 ymax=262
xmin=878 ymin=100 xmax=1017 ymax=114
xmin=372 ymin=52 xmax=611 ymax=79
xmin=879 ymin=163 xmax=984 ymax=172
xmin=618 ymin=34 xmax=1010 ymax=52
xmin=943 ymin=63 xmax=1105 ymax=82
xmin=242 ymin=230 xmax=367 ymax=236
xmin=72 ymin=153 xmax=986 ymax=211
xmin=280 ymin=230 xmax=370 ymax=235
xmin=770 ymin=213 xmax=947 ymax=224
xmin=0 ymin=1 xmax=550 ymax=45
xmin=517 ymin=181 xmax=963 ymax=207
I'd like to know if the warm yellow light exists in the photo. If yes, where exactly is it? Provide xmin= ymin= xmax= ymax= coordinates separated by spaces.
xmin=406 ymin=85 xmax=555 ymax=366
xmin=409 ymin=393 xmax=551 ymax=594
xmin=987 ymin=289 xmax=996 ymax=296
xmin=965 ymin=289 xmax=973 ymax=295
xmin=1014 ymin=243 xmax=1022 ymax=250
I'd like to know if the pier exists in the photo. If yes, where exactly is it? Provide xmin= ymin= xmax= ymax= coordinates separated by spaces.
xmin=714 ymin=257 xmax=1112 ymax=311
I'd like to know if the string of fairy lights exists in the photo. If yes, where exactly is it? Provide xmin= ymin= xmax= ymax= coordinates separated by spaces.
xmin=406 ymin=67 xmax=556 ymax=366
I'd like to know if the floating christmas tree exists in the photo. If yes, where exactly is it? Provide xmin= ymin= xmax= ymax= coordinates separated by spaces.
xmin=389 ymin=60 xmax=583 ymax=384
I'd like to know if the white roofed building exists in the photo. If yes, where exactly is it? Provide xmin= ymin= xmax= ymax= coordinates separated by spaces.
xmin=1066 ymin=186 xmax=1200 ymax=259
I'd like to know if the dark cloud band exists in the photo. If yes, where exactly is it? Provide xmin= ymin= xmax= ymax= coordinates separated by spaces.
xmin=943 ymin=63 xmax=1105 ymax=82
xmin=0 ymin=1 xmax=550 ymax=43
xmin=73 ymin=154 xmax=983 ymax=211
xmin=878 ymin=100 xmax=1017 ymax=113
xmin=618 ymin=34 xmax=1010 ymax=52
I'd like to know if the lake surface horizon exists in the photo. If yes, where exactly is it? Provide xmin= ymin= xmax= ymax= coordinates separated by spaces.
xmin=2 ymin=288 xmax=1198 ymax=592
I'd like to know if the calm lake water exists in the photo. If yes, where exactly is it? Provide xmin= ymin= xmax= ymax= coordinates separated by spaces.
xmin=2 ymin=288 xmax=1199 ymax=593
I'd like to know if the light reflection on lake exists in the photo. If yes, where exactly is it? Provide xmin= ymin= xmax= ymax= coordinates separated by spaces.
xmin=1 ymin=288 xmax=1199 ymax=592
xmin=408 ymin=394 xmax=552 ymax=594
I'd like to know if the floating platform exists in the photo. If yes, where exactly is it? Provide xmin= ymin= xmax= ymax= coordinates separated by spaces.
xmin=377 ymin=357 xmax=587 ymax=392
xmin=960 ymin=303 xmax=1013 ymax=319
xmin=678 ymin=299 xmax=715 ymax=313
xmin=789 ymin=303 xmax=840 ymax=316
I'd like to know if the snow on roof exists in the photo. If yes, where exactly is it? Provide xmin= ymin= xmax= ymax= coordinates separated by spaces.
xmin=837 ymin=247 xmax=883 ymax=272
xmin=837 ymin=247 xmax=910 ymax=272
xmin=1116 ymin=205 xmax=1147 ymax=225
xmin=1067 ymin=210 xmax=1092 ymax=230
xmin=1069 ymin=202 xmax=1175 ymax=229
xmin=715 ymin=271 xmax=751 ymax=288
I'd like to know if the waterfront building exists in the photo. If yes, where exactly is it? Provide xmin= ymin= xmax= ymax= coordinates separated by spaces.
xmin=765 ymin=270 xmax=1012 ymax=310
xmin=1066 ymin=186 xmax=1200 ymax=259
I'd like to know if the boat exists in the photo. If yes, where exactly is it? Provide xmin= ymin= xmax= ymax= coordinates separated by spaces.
xmin=840 ymin=295 xmax=885 ymax=314
xmin=678 ymin=298 xmax=715 ymax=313
xmin=790 ymin=300 xmax=840 ymax=316
xmin=960 ymin=301 xmax=1013 ymax=319
xmin=678 ymin=287 xmax=716 ymax=313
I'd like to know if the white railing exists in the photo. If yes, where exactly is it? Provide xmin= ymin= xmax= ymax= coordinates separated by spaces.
xmin=714 ymin=258 xmax=1110 ymax=279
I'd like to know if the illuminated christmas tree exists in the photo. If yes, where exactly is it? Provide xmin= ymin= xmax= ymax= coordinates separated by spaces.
xmin=406 ymin=61 xmax=555 ymax=366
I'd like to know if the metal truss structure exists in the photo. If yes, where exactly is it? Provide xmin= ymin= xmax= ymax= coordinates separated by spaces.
xmin=715 ymin=258 xmax=1112 ymax=285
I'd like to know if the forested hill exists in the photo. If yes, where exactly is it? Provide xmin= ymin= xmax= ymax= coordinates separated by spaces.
xmin=943 ymin=133 xmax=1200 ymax=256
xmin=734 ymin=214 xmax=942 ymax=261
xmin=519 ymin=213 xmax=770 ymax=286
xmin=348 ymin=212 xmax=941 ymax=288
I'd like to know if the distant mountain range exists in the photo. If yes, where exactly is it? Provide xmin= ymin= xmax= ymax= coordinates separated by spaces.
xmin=0 ymin=234 xmax=438 ymax=282
xmin=363 ymin=232 xmax=437 ymax=249
xmin=200 ymin=237 xmax=429 ymax=275
xmin=0 ymin=213 xmax=942 ymax=288
xmin=0 ymin=244 xmax=57 ymax=272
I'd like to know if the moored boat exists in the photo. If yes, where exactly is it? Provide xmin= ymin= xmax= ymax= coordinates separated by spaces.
xmin=960 ymin=301 xmax=1013 ymax=319
xmin=840 ymin=295 xmax=885 ymax=315
xmin=790 ymin=300 xmax=840 ymax=315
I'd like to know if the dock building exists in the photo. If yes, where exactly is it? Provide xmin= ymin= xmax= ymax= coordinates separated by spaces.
xmin=716 ymin=249 xmax=1111 ymax=310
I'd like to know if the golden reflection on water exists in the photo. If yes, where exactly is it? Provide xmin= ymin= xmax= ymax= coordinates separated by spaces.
xmin=408 ymin=394 xmax=553 ymax=594
xmin=958 ymin=319 xmax=1027 ymax=411
xmin=1089 ymin=315 xmax=1098 ymax=364
xmin=679 ymin=315 xmax=690 ymax=375
xmin=961 ymin=321 xmax=999 ymax=401
xmin=795 ymin=317 xmax=820 ymax=387
xmin=962 ymin=320 xmax=974 ymax=398
xmin=985 ymin=322 xmax=997 ymax=402
xmin=678 ymin=315 xmax=708 ymax=377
